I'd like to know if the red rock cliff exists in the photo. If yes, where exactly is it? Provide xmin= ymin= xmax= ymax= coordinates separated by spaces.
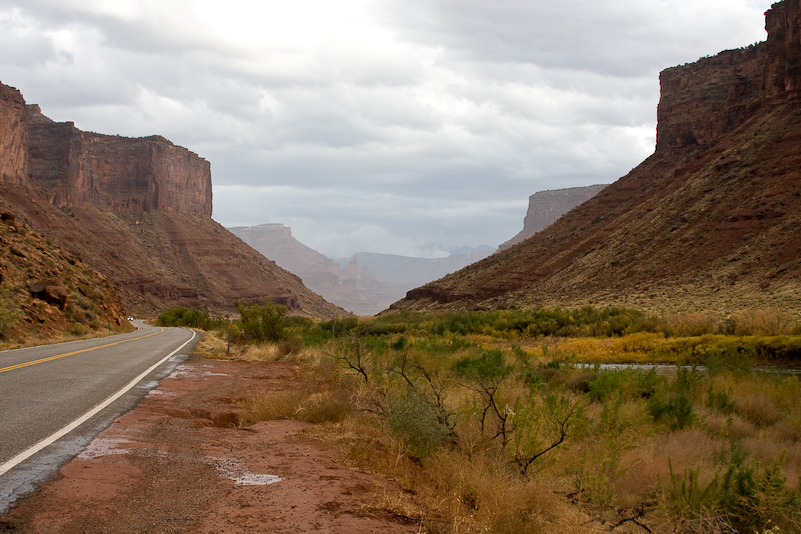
xmin=656 ymin=46 xmax=766 ymax=154
xmin=0 ymin=83 xmax=28 ymax=186
xmin=25 ymin=106 xmax=212 ymax=217
xmin=498 ymin=184 xmax=608 ymax=250
xmin=764 ymin=0 xmax=801 ymax=99
xmin=657 ymin=0 xmax=801 ymax=154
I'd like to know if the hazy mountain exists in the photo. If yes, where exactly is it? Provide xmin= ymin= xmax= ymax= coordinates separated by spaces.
xmin=229 ymin=224 xmax=494 ymax=316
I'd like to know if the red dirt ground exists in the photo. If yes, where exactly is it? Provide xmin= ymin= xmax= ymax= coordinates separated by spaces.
xmin=0 ymin=355 xmax=422 ymax=533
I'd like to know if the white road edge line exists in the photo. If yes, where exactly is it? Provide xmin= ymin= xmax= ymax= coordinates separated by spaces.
xmin=0 ymin=329 xmax=197 ymax=477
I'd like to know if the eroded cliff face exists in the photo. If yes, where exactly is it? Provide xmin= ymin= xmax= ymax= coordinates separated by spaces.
xmin=656 ymin=46 xmax=766 ymax=154
xmin=0 ymin=83 xmax=27 ymax=186
xmin=25 ymin=106 xmax=212 ymax=217
xmin=657 ymin=0 xmax=801 ymax=154
xmin=764 ymin=0 xmax=801 ymax=99
xmin=499 ymin=185 xmax=608 ymax=250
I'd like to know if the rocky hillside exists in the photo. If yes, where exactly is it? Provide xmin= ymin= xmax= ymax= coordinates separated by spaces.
xmin=0 ymin=210 xmax=128 ymax=340
xmin=230 ymin=224 xmax=493 ymax=316
xmin=0 ymin=83 xmax=345 ymax=318
xmin=498 ymin=185 xmax=607 ymax=250
xmin=389 ymin=0 xmax=801 ymax=315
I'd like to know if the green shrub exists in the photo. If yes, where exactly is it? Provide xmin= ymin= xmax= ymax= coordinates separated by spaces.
xmin=319 ymin=316 xmax=360 ymax=337
xmin=301 ymin=327 xmax=330 ymax=347
xmin=157 ymin=306 xmax=225 ymax=330
xmin=236 ymin=298 xmax=287 ymax=343
xmin=453 ymin=349 xmax=512 ymax=384
xmin=704 ymin=345 xmax=755 ymax=375
xmin=587 ymin=368 xmax=663 ymax=402
xmin=706 ymin=386 xmax=734 ymax=413
xmin=385 ymin=390 xmax=452 ymax=460
xmin=648 ymin=393 xmax=695 ymax=430
xmin=663 ymin=443 xmax=801 ymax=532
xmin=65 ymin=322 xmax=88 ymax=336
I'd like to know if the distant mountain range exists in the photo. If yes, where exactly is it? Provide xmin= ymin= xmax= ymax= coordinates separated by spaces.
xmin=229 ymin=224 xmax=495 ymax=316
xmin=389 ymin=0 xmax=801 ymax=315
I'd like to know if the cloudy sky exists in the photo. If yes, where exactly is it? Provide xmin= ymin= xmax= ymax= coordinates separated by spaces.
xmin=0 ymin=0 xmax=774 ymax=259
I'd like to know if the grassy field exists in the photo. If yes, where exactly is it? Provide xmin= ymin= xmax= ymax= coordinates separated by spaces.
xmin=186 ymin=305 xmax=801 ymax=533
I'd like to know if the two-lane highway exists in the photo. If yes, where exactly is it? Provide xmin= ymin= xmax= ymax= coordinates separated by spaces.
xmin=0 ymin=322 xmax=198 ymax=511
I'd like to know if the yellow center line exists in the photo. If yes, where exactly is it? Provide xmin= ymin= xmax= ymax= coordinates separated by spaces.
xmin=0 ymin=328 xmax=165 ymax=374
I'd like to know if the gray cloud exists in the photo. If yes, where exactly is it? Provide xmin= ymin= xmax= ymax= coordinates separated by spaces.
xmin=0 ymin=0 xmax=775 ymax=259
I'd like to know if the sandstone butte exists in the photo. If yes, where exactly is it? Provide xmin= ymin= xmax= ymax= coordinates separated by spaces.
xmin=0 ymin=83 xmax=346 ymax=319
xmin=391 ymin=0 xmax=801 ymax=315
xmin=498 ymin=184 xmax=609 ymax=251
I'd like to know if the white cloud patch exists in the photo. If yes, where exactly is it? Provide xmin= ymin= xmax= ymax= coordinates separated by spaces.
xmin=0 ymin=0 xmax=775 ymax=258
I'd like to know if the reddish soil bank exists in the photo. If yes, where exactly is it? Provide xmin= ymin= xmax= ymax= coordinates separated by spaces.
xmin=0 ymin=355 xmax=421 ymax=533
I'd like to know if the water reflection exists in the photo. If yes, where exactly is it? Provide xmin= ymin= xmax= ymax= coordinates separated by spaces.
xmin=576 ymin=363 xmax=801 ymax=375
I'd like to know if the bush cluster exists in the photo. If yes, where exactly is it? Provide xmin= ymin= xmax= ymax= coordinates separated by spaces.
xmin=164 ymin=303 xmax=801 ymax=532
xmin=157 ymin=306 xmax=227 ymax=330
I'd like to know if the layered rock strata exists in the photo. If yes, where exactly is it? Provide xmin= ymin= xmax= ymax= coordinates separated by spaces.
xmin=25 ymin=106 xmax=212 ymax=216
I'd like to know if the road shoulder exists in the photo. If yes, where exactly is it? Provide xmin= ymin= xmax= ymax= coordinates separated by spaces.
xmin=0 ymin=354 xmax=421 ymax=533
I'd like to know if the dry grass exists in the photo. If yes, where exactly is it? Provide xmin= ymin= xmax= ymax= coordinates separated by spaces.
xmin=731 ymin=308 xmax=797 ymax=336
xmin=704 ymin=412 xmax=757 ymax=440
xmin=192 ymin=329 xmax=228 ymax=358
xmin=234 ymin=344 xmax=356 ymax=427
xmin=331 ymin=412 xmax=592 ymax=534
xmin=207 ymin=335 xmax=316 ymax=363
xmin=204 ymin=330 xmax=801 ymax=533
xmin=418 ymin=449 xmax=574 ymax=534
xmin=661 ymin=312 xmax=720 ymax=337
xmin=239 ymin=386 xmax=354 ymax=426
xmin=732 ymin=393 xmax=781 ymax=427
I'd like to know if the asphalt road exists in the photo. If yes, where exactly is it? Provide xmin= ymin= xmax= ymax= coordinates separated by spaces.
xmin=0 ymin=321 xmax=198 ymax=511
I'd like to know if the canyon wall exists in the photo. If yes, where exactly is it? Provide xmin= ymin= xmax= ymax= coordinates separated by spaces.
xmin=656 ymin=46 xmax=766 ymax=154
xmin=656 ymin=0 xmax=801 ymax=154
xmin=0 ymin=83 xmax=27 ymax=186
xmin=25 ymin=106 xmax=212 ymax=217
xmin=393 ymin=0 xmax=801 ymax=315
xmin=499 ymin=184 xmax=608 ymax=250
xmin=764 ymin=0 xmax=801 ymax=100
xmin=0 ymin=81 xmax=344 ymax=317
